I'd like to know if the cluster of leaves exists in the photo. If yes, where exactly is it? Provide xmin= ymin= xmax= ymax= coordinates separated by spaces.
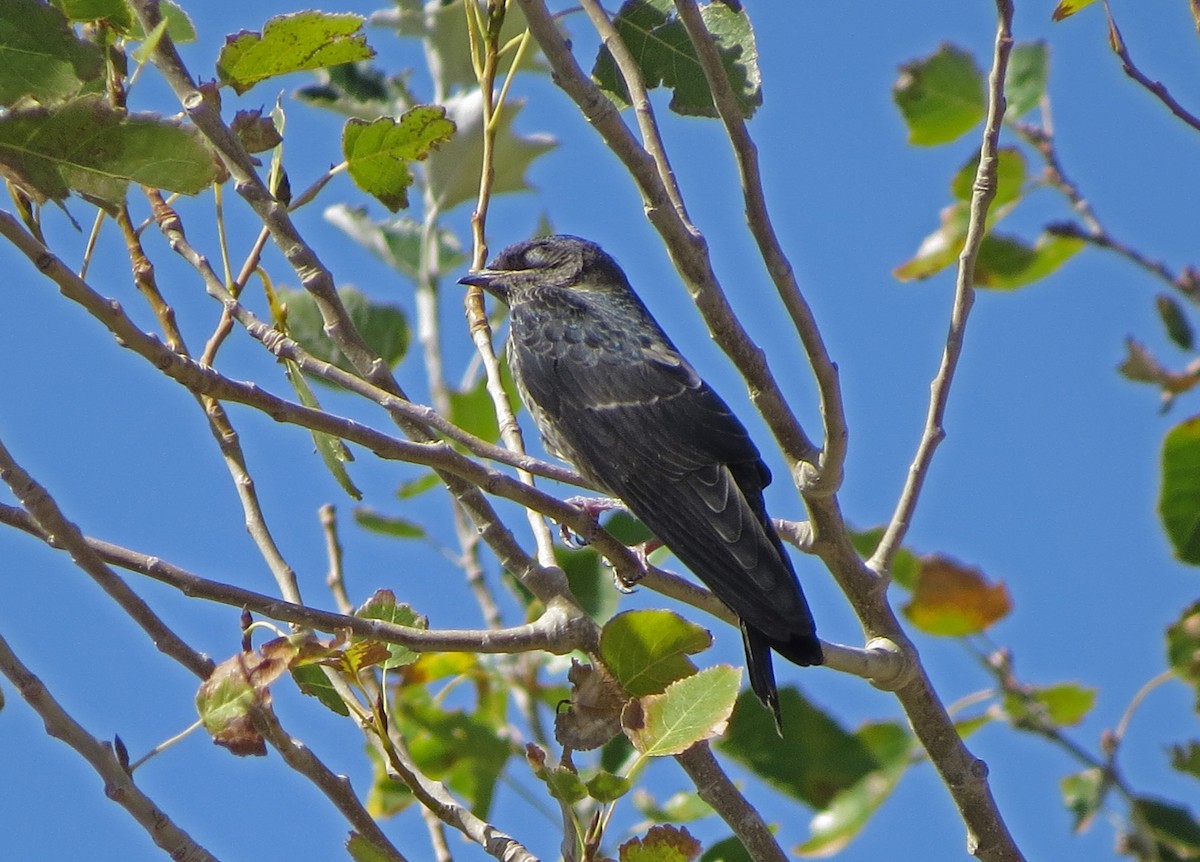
xmin=892 ymin=26 xmax=1200 ymax=860
xmin=891 ymin=41 xmax=1082 ymax=288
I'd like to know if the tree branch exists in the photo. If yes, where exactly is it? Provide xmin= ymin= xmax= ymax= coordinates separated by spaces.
xmin=869 ymin=3 xmax=1009 ymax=578
xmin=0 ymin=502 xmax=591 ymax=657
xmin=671 ymin=0 xmax=847 ymax=495
xmin=516 ymin=0 xmax=821 ymax=470
xmin=675 ymin=741 xmax=787 ymax=862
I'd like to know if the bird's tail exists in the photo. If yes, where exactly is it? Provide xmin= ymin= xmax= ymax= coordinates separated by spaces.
xmin=741 ymin=623 xmax=783 ymax=733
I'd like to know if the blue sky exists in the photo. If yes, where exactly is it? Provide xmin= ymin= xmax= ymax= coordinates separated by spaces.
xmin=1 ymin=2 xmax=1198 ymax=861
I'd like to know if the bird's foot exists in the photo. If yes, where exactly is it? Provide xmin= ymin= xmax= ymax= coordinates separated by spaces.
xmin=610 ymin=537 xmax=663 ymax=592
xmin=559 ymin=496 xmax=628 ymax=549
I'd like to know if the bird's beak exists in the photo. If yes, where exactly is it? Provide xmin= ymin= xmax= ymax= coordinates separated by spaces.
xmin=458 ymin=270 xmax=499 ymax=288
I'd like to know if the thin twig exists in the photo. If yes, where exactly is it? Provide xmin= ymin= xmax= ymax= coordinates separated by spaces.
xmin=0 ymin=207 xmax=577 ymax=606
xmin=319 ymin=504 xmax=354 ymax=615
xmin=0 ymin=632 xmax=221 ymax=862
xmin=129 ymin=192 xmax=304 ymax=605
xmin=516 ymin=0 xmax=820 ymax=469
xmin=1103 ymin=1 xmax=1200 ymax=134
xmin=0 ymin=500 xmax=589 ymax=656
xmin=671 ymin=0 xmax=847 ymax=495
xmin=869 ymin=4 xmax=1010 ymax=578
xmin=374 ymin=726 xmax=539 ymax=862
xmin=465 ymin=4 xmax=559 ymax=570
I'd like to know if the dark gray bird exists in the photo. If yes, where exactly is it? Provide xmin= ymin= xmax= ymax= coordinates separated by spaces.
xmin=460 ymin=235 xmax=821 ymax=723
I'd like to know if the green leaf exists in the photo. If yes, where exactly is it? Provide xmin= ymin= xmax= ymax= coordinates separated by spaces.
xmin=354 ymin=590 xmax=426 ymax=670
xmin=1006 ymin=42 xmax=1049 ymax=119
xmin=217 ymin=12 xmax=375 ymax=96
xmin=593 ymin=0 xmax=761 ymax=119
xmin=0 ymin=0 xmax=104 ymax=107
xmin=1052 ymin=0 xmax=1100 ymax=22
xmin=557 ymin=545 xmax=621 ymax=623
xmin=283 ymin=359 xmax=361 ymax=500
xmin=345 ymin=832 xmax=394 ymax=862
xmin=719 ymin=687 xmax=880 ymax=808
xmin=1161 ymin=421 xmax=1200 ymax=565
xmin=290 ymin=663 xmax=350 ymax=716
xmin=619 ymin=824 xmax=702 ymax=862
xmin=1060 ymin=767 xmax=1105 ymax=833
xmin=700 ymin=836 xmax=752 ymax=862
xmin=893 ymin=43 xmax=985 ymax=146
xmin=600 ymin=609 xmax=713 ymax=697
xmin=424 ymin=90 xmax=555 ymax=211
xmin=1004 ymin=682 xmax=1097 ymax=728
xmin=1158 ymin=294 xmax=1195 ymax=351
xmin=343 ymin=107 xmax=455 ymax=212
xmin=893 ymin=201 xmax=970 ymax=282
xmin=296 ymin=62 xmax=415 ymax=120
xmin=1170 ymin=741 xmax=1200 ymax=781
xmin=449 ymin=373 xmax=502 ymax=443
xmin=397 ymin=473 xmax=441 ymax=499
xmin=1132 ymin=797 xmax=1200 ymax=859
xmin=795 ymin=723 xmax=914 ymax=856
xmin=633 ymin=789 xmax=712 ymax=823
xmin=353 ymin=507 xmax=426 ymax=540
xmin=603 ymin=510 xmax=656 ymax=546
xmin=366 ymin=743 xmax=413 ymax=817
xmin=623 ymin=665 xmax=741 ymax=756
xmin=974 ymin=231 xmax=1084 ymax=289
xmin=51 ymin=0 xmax=131 ymax=29
xmin=586 ymin=770 xmax=632 ymax=803
xmin=397 ymin=687 xmax=510 ymax=817
xmin=950 ymin=147 xmax=1027 ymax=210
xmin=278 ymin=285 xmax=409 ymax=385
xmin=0 ymin=94 xmax=217 ymax=211
xmin=324 ymin=204 xmax=466 ymax=281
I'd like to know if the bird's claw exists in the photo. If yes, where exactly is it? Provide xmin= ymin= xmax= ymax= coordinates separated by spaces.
xmin=559 ymin=496 xmax=627 ymax=549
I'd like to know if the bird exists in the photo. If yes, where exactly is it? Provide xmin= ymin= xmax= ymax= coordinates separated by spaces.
xmin=459 ymin=234 xmax=821 ymax=726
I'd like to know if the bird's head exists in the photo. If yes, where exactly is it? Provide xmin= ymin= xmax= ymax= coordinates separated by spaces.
xmin=458 ymin=235 xmax=632 ymax=306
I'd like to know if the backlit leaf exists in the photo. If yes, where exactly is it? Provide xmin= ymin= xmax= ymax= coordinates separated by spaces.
xmin=893 ymin=43 xmax=985 ymax=146
xmin=424 ymin=89 xmax=555 ymax=211
xmin=1052 ymin=0 xmax=1100 ymax=22
xmin=0 ymin=95 xmax=217 ymax=211
xmin=217 ymin=12 xmax=374 ymax=95
xmin=904 ymin=554 xmax=1011 ymax=637
xmin=600 ymin=609 xmax=713 ymax=696
xmin=619 ymin=824 xmax=702 ymax=862
xmin=623 ymin=665 xmax=740 ymax=756
xmin=342 ymin=106 xmax=455 ymax=212
xmin=1006 ymin=42 xmax=1049 ymax=119
xmin=593 ymin=0 xmax=761 ymax=119
xmin=1160 ymin=421 xmax=1200 ymax=564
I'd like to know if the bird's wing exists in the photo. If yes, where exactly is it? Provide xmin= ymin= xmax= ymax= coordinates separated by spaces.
xmin=514 ymin=338 xmax=814 ymax=643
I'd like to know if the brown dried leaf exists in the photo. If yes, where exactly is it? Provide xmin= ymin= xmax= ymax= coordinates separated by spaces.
xmin=555 ymin=660 xmax=627 ymax=751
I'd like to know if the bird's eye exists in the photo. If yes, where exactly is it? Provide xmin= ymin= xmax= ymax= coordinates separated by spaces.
xmin=520 ymin=246 xmax=551 ymax=269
